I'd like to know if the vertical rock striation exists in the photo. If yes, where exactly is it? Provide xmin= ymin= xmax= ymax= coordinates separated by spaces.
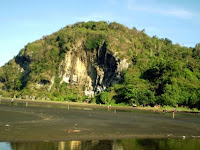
xmin=59 ymin=42 xmax=129 ymax=97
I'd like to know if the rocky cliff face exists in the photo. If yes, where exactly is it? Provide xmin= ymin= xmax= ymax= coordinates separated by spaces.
xmin=58 ymin=41 xmax=129 ymax=97
xmin=0 ymin=21 xmax=134 ymax=99
xmin=1 ymin=21 xmax=200 ymax=108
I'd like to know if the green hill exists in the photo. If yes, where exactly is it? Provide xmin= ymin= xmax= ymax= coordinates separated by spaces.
xmin=0 ymin=21 xmax=200 ymax=109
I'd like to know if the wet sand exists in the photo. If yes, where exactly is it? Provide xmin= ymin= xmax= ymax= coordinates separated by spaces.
xmin=0 ymin=99 xmax=200 ymax=142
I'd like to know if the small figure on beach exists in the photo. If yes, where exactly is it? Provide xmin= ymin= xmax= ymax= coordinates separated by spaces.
xmin=163 ymin=109 xmax=166 ymax=114
xmin=11 ymin=98 xmax=14 ymax=104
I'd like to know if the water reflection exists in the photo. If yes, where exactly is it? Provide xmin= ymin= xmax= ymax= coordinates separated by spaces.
xmin=0 ymin=139 xmax=198 ymax=150
xmin=0 ymin=142 xmax=12 ymax=150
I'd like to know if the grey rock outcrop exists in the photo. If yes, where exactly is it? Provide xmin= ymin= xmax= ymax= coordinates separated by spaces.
xmin=59 ymin=42 xmax=130 ymax=97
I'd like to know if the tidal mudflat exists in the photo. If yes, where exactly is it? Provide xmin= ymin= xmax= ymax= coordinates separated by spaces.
xmin=0 ymin=99 xmax=200 ymax=142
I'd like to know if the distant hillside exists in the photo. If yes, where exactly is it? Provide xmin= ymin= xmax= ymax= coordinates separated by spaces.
xmin=0 ymin=21 xmax=199 ymax=109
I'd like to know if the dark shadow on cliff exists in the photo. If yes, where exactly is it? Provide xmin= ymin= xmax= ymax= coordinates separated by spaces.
xmin=15 ymin=54 xmax=31 ymax=90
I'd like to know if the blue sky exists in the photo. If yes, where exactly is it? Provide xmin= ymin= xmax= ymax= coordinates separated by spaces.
xmin=0 ymin=0 xmax=200 ymax=66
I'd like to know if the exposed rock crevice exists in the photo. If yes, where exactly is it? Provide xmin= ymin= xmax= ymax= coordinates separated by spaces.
xmin=59 ymin=41 xmax=130 ymax=97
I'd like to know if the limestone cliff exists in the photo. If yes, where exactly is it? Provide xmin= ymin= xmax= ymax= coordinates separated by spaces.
xmin=1 ymin=21 xmax=200 ymax=108
xmin=0 ymin=21 xmax=133 ymax=99
xmin=58 ymin=41 xmax=129 ymax=97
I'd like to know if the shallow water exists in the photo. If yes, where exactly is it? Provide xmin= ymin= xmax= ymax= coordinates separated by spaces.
xmin=1 ymin=139 xmax=200 ymax=150
xmin=0 ymin=99 xmax=200 ymax=149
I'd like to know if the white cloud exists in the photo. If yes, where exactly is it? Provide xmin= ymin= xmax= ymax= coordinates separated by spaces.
xmin=168 ymin=10 xmax=193 ymax=18
xmin=127 ymin=0 xmax=195 ymax=19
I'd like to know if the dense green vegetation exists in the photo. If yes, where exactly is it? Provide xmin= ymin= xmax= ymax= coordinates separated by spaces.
xmin=0 ymin=21 xmax=199 ymax=109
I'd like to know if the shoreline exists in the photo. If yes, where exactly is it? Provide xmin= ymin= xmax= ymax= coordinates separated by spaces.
xmin=1 ymin=134 xmax=199 ymax=143
xmin=1 ymin=97 xmax=199 ymax=113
